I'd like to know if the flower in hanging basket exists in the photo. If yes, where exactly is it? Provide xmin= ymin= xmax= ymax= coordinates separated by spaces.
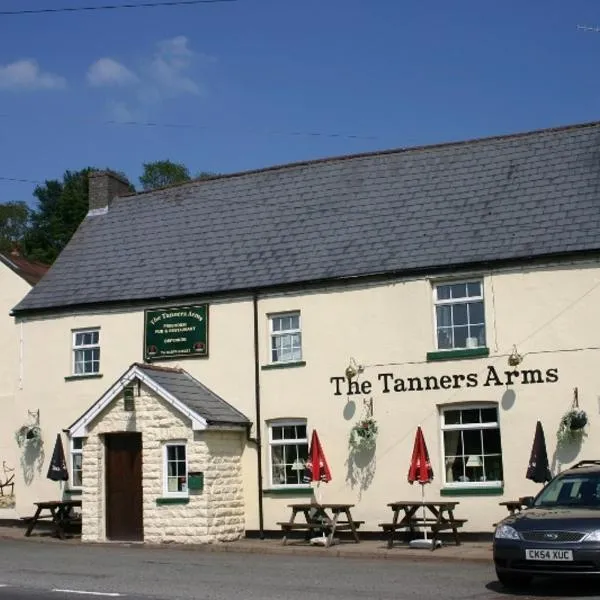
xmin=15 ymin=425 xmax=42 ymax=448
xmin=349 ymin=417 xmax=378 ymax=450
xmin=557 ymin=409 xmax=588 ymax=445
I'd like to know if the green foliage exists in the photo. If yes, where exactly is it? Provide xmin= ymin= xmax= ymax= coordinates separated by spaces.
xmin=139 ymin=160 xmax=191 ymax=191
xmin=22 ymin=168 xmax=98 ymax=264
xmin=0 ymin=201 xmax=30 ymax=252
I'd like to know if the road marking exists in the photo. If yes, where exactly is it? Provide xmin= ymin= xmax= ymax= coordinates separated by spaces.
xmin=52 ymin=591 xmax=122 ymax=597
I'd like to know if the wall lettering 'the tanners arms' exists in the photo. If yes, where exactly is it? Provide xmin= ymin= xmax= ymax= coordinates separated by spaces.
xmin=330 ymin=365 xmax=559 ymax=396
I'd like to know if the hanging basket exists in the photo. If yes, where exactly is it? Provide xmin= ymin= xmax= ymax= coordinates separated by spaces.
xmin=349 ymin=417 xmax=378 ymax=451
xmin=557 ymin=410 xmax=588 ymax=444
xmin=15 ymin=425 xmax=42 ymax=448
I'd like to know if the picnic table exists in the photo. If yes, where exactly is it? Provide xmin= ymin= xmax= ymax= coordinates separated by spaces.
xmin=277 ymin=502 xmax=363 ymax=547
xmin=379 ymin=500 xmax=467 ymax=550
xmin=24 ymin=499 xmax=82 ymax=539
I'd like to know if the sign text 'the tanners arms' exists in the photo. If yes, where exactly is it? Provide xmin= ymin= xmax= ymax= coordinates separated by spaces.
xmin=330 ymin=364 xmax=559 ymax=396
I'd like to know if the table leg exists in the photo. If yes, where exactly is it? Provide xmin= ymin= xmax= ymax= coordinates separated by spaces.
xmin=282 ymin=509 xmax=299 ymax=546
xmin=326 ymin=510 xmax=339 ymax=547
xmin=24 ymin=506 xmax=43 ymax=537
xmin=447 ymin=509 xmax=461 ymax=546
xmin=345 ymin=509 xmax=360 ymax=543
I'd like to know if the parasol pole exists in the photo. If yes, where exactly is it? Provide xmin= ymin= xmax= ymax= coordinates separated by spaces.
xmin=421 ymin=483 xmax=428 ymax=541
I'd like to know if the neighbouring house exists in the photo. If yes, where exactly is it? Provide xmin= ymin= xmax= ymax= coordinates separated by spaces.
xmin=6 ymin=121 xmax=600 ymax=543
xmin=0 ymin=249 xmax=48 ymax=514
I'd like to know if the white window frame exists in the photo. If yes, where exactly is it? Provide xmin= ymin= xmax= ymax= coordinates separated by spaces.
xmin=163 ymin=441 xmax=188 ymax=498
xmin=268 ymin=311 xmax=302 ymax=364
xmin=70 ymin=437 xmax=83 ymax=490
xmin=433 ymin=280 xmax=486 ymax=351
xmin=72 ymin=328 xmax=101 ymax=375
xmin=268 ymin=419 xmax=309 ymax=489
xmin=439 ymin=403 xmax=503 ymax=489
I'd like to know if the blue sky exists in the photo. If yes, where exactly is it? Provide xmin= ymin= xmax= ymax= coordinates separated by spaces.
xmin=1 ymin=0 xmax=600 ymax=205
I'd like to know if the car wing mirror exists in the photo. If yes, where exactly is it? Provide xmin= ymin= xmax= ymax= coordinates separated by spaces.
xmin=520 ymin=496 xmax=534 ymax=508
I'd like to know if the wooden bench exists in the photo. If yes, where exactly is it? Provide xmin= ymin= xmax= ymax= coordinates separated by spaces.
xmin=379 ymin=518 xmax=468 ymax=548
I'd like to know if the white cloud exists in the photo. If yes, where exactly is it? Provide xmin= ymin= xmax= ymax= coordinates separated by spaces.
xmin=0 ymin=59 xmax=66 ymax=91
xmin=87 ymin=58 xmax=138 ymax=87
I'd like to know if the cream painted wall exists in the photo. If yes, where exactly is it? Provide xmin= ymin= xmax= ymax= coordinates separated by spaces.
xmin=12 ymin=258 xmax=600 ymax=534
xmin=0 ymin=263 xmax=32 ymax=516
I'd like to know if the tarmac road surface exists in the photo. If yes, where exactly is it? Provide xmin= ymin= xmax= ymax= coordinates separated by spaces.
xmin=1 ymin=538 xmax=600 ymax=599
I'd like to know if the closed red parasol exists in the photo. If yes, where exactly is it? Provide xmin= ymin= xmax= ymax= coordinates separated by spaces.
xmin=304 ymin=430 xmax=332 ymax=484
xmin=408 ymin=426 xmax=433 ymax=484
xmin=407 ymin=427 xmax=436 ymax=548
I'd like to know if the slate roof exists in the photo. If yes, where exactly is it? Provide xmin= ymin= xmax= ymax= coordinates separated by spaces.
xmin=0 ymin=250 xmax=49 ymax=286
xmin=135 ymin=363 xmax=250 ymax=426
xmin=13 ymin=120 xmax=600 ymax=313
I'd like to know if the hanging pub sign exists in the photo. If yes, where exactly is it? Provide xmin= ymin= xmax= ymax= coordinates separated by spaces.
xmin=144 ymin=305 xmax=209 ymax=361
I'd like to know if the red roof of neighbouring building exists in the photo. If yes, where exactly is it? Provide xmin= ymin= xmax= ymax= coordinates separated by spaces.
xmin=0 ymin=249 xmax=49 ymax=286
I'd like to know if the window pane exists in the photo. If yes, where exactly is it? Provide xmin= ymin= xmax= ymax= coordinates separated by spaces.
xmin=73 ymin=438 xmax=83 ymax=450
xmin=445 ymin=456 xmax=465 ymax=483
xmin=467 ymin=301 xmax=484 ymax=324
xmin=436 ymin=285 xmax=451 ymax=300
xmin=469 ymin=324 xmax=486 ymax=346
xmin=484 ymin=455 xmax=503 ymax=482
xmin=289 ymin=315 xmax=299 ymax=329
xmin=452 ymin=304 xmax=468 ymax=326
xmin=283 ymin=426 xmax=296 ymax=440
xmin=450 ymin=283 xmax=467 ymax=299
xmin=483 ymin=428 xmax=502 ymax=454
xmin=453 ymin=326 xmax=468 ymax=348
xmin=444 ymin=430 xmax=463 ymax=455
xmin=437 ymin=328 xmax=453 ymax=349
xmin=272 ymin=318 xmax=281 ymax=332
xmin=463 ymin=429 xmax=482 ymax=454
xmin=467 ymin=282 xmax=481 ymax=297
xmin=296 ymin=424 xmax=307 ymax=440
xmin=462 ymin=409 xmax=480 ymax=424
xmin=481 ymin=408 xmax=497 ymax=423
xmin=272 ymin=426 xmax=283 ymax=440
xmin=436 ymin=305 xmax=452 ymax=327
xmin=444 ymin=410 xmax=461 ymax=425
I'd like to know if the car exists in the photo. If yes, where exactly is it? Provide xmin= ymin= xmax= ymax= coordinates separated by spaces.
xmin=494 ymin=460 xmax=600 ymax=588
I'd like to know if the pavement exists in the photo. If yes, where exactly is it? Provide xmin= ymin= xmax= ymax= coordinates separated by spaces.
xmin=0 ymin=523 xmax=493 ymax=563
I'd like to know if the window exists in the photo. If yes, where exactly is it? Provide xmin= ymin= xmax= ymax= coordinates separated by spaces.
xmin=70 ymin=438 xmax=83 ymax=489
xmin=72 ymin=329 xmax=100 ymax=375
xmin=434 ymin=281 xmax=485 ymax=350
xmin=269 ymin=312 xmax=302 ymax=363
xmin=164 ymin=442 xmax=188 ymax=496
xmin=441 ymin=404 xmax=503 ymax=487
xmin=269 ymin=421 xmax=309 ymax=487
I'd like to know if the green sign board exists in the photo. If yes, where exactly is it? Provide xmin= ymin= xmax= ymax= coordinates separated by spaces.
xmin=144 ymin=305 xmax=209 ymax=361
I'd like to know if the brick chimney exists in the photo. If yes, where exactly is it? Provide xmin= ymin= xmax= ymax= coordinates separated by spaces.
xmin=88 ymin=170 xmax=132 ymax=213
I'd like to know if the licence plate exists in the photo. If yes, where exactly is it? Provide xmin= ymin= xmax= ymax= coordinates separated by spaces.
xmin=526 ymin=549 xmax=573 ymax=561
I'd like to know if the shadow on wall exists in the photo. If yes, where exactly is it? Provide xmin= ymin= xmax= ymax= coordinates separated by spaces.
xmin=551 ymin=435 xmax=584 ymax=475
xmin=20 ymin=440 xmax=45 ymax=486
xmin=345 ymin=445 xmax=376 ymax=500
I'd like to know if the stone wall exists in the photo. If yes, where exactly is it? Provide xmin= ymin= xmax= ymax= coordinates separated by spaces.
xmin=81 ymin=383 xmax=245 ymax=544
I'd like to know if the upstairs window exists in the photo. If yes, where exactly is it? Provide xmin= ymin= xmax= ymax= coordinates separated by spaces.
xmin=269 ymin=312 xmax=302 ymax=363
xmin=72 ymin=329 xmax=100 ymax=375
xmin=434 ymin=281 xmax=485 ymax=350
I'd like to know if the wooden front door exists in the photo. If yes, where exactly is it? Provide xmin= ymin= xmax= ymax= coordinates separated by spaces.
xmin=105 ymin=432 xmax=143 ymax=541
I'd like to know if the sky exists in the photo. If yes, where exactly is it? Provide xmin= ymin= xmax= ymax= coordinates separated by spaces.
xmin=1 ymin=0 xmax=600 ymax=205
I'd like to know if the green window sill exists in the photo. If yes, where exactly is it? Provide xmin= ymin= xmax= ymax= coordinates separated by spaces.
xmin=263 ymin=487 xmax=313 ymax=496
xmin=156 ymin=497 xmax=190 ymax=505
xmin=261 ymin=361 xmax=306 ymax=371
xmin=64 ymin=489 xmax=82 ymax=496
xmin=65 ymin=374 xmax=104 ymax=381
xmin=441 ymin=486 xmax=503 ymax=497
xmin=426 ymin=348 xmax=489 ymax=362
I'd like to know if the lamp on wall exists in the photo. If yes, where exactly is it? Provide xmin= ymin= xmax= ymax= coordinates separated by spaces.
xmin=508 ymin=345 xmax=523 ymax=367
xmin=345 ymin=357 xmax=364 ymax=381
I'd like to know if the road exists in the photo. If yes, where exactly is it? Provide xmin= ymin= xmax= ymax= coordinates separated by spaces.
xmin=0 ymin=539 xmax=599 ymax=599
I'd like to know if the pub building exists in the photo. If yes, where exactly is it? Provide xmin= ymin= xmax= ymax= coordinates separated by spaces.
xmin=3 ymin=120 xmax=600 ymax=543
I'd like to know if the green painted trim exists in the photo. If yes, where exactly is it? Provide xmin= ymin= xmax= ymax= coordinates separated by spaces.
xmin=441 ymin=486 xmax=504 ymax=496
xmin=64 ymin=489 xmax=82 ymax=496
xmin=156 ymin=497 xmax=190 ymax=505
xmin=263 ymin=487 xmax=314 ymax=496
xmin=426 ymin=347 xmax=490 ymax=362
xmin=64 ymin=374 xmax=103 ymax=381
xmin=261 ymin=361 xmax=307 ymax=371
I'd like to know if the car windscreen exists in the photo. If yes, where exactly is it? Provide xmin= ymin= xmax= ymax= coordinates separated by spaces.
xmin=534 ymin=474 xmax=600 ymax=508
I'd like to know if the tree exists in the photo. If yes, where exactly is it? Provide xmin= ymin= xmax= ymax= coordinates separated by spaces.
xmin=139 ymin=160 xmax=191 ymax=191
xmin=0 ymin=202 xmax=30 ymax=252
xmin=23 ymin=168 xmax=98 ymax=263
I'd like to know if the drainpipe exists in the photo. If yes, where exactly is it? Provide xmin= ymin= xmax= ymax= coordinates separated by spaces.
xmin=252 ymin=292 xmax=265 ymax=539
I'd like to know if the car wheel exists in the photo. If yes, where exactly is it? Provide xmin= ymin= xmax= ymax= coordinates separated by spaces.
xmin=496 ymin=570 xmax=532 ymax=589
